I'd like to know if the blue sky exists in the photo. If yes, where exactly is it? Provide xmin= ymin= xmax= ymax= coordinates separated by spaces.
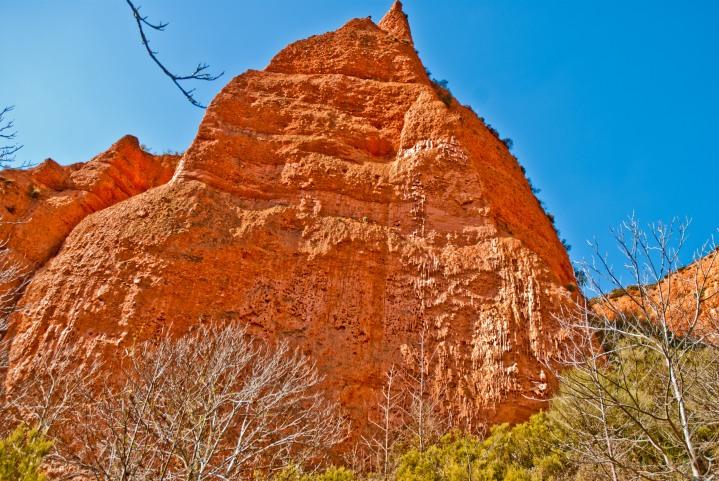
xmin=2 ymin=1 xmax=718 ymax=279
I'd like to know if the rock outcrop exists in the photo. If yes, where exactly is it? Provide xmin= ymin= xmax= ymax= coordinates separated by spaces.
xmin=3 ymin=2 xmax=576 ymax=432
xmin=0 ymin=137 xmax=177 ymax=322
xmin=593 ymin=249 xmax=719 ymax=337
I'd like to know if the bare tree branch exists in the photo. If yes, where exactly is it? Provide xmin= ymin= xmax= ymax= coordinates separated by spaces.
xmin=59 ymin=323 xmax=347 ymax=481
xmin=125 ymin=1 xmax=224 ymax=109
xmin=0 ymin=106 xmax=23 ymax=168
xmin=360 ymin=365 xmax=404 ymax=478
xmin=399 ymin=324 xmax=446 ymax=453
xmin=550 ymin=218 xmax=719 ymax=481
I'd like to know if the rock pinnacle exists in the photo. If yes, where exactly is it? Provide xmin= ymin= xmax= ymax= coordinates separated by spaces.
xmin=378 ymin=0 xmax=413 ymax=45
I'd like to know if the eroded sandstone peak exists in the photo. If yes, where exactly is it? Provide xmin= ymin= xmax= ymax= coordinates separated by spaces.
xmin=0 ymin=136 xmax=178 ymax=333
xmin=4 ymin=3 xmax=576 ymax=435
xmin=266 ymin=15 xmax=426 ymax=84
xmin=0 ymin=135 xmax=177 ymax=267
xmin=379 ymin=1 xmax=414 ymax=45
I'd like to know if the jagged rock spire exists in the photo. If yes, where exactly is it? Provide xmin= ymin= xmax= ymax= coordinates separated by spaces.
xmin=378 ymin=0 xmax=413 ymax=45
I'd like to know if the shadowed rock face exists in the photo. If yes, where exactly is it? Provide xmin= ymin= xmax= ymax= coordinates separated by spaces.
xmin=4 ymin=3 xmax=576 ymax=433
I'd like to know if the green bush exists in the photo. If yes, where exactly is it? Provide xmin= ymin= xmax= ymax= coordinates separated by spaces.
xmin=273 ymin=465 xmax=356 ymax=481
xmin=315 ymin=466 xmax=356 ymax=481
xmin=431 ymin=78 xmax=453 ymax=107
xmin=0 ymin=425 xmax=52 ymax=481
xmin=395 ymin=413 xmax=569 ymax=481
xmin=552 ymin=340 xmax=719 ymax=477
xmin=27 ymin=184 xmax=41 ymax=199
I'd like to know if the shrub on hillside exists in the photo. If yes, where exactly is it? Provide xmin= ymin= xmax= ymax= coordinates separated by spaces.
xmin=552 ymin=341 xmax=719 ymax=480
xmin=0 ymin=424 xmax=52 ymax=481
xmin=428 ymin=78 xmax=453 ymax=106
xmin=551 ymin=220 xmax=719 ymax=480
xmin=274 ymin=465 xmax=357 ymax=481
xmin=394 ymin=413 xmax=569 ymax=481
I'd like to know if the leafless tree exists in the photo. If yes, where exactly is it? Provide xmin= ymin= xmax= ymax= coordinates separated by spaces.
xmin=65 ymin=323 xmax=346 ymax=481
xmin=0 ymin=333 xmax=100 ymax=481
xmin=1 ymin=339 xmax=100 ymax=439
xmin=551 ymin=218 xmax=719 ymax=481
xmin=0 ymin=229 xmax=31 ymax=393
xmin=0 ymin=242 xmax=29 ymax=342
xmin=361 ymin=365 xmax=404 ymax=478
xmin=358 ymin=323 xmax=447 ymax=476
xmin=0 ymin=109 xmax=26 ymax=329
xmin=400 ymin=325 xmax=446 ymax=453
xmin=125 ymin=1 xmax=223 ymax=108
xmin=0 ymin=106 xmax=22 ymax=168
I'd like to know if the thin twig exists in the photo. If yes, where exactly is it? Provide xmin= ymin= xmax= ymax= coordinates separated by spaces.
xmin=125 ymin=1 xmax=223 ymax=108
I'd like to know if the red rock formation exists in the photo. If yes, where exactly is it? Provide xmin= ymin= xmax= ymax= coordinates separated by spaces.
xmin=378 ymin=1 xmax=414 ymax=45
xmin=3 ymin=3 xmax=576 ymax=432
xmin=0 ymin=137 xmax=177 ymax=320
xmin=593 ymin=250 xmax=719 ymax=337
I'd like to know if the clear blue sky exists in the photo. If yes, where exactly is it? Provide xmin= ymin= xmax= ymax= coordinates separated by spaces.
xmin=2 ymin=1 xmax=718 ymax=279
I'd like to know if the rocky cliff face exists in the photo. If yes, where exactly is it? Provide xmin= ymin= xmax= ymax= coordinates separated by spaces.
xmin=3 ymin=2 xmax=575 ymax=432
xmin=0 ymin=137 xmax=177 ymax=322
xmin=593 ymin=249 xmax=719 ymax=337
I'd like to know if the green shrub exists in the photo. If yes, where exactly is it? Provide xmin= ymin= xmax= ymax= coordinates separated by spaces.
xmin=395 ymin=413 xmax=569 ymax=481
xmin=0 ymin=425 xmax=52 ymax=481
xmin=552 ymin=339 xmax=719 ymax=477
xmin=273 ymin=465 xmax=356 ymax=481
xmin=572 ymin=265 xmax=588 ymax=289
xmin=430 ymin=78 xmax=453 ymax=107
xmin=314 ymin=466 xmax=356 ymax=481
xmin=27 ymin=184 xmax=41 ymax=199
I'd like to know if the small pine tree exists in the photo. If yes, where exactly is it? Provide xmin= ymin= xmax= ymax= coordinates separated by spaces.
xmin=0 ymin=425 xmax=52 ymax=481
